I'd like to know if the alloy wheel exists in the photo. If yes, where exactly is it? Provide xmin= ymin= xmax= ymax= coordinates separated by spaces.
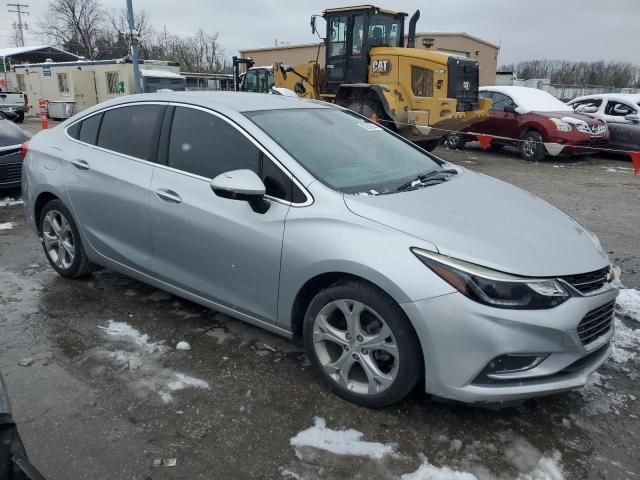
xmin=523 ymin=138 xmax=537 ymax=158
xmin=42 ymin=210 xmax=75 ymax=270
xmin=312 ymin=299 xmax=399 ymax=395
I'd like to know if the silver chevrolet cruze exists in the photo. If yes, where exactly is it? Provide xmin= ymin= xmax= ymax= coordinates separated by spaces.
xmin=22 ymin=92 xmax=618 ymax=407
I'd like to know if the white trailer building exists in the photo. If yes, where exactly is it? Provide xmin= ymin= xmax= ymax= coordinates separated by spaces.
xmin=9 ymin=58 xmax=184 ymax=117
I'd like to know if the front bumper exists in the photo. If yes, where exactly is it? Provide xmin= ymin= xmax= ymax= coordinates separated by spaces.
xmin=0 ymin=147 xmax=22 ymax=190
xmin=544 ymin=133 xmax=609 ymax=156
xmin=402 ymin=286 xmax=618 ymax=404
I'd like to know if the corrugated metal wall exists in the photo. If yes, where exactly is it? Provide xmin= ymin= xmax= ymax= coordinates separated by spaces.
xmin=240 ymin=43 xmax=325 ymax=68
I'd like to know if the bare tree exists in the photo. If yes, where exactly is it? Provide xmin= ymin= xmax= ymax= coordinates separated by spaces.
xmin=38 ymin=0 xmax=105 ymax=59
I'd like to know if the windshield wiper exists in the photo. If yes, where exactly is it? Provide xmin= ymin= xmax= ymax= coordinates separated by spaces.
xmin=397 ymin=169 xmax=458 ymax=192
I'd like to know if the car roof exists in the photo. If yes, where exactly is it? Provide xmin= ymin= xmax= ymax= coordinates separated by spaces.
xmin=98 ymin=91 xmax=331 ymax=113
xmin=569 ymin=93 xmax=640 ymax=104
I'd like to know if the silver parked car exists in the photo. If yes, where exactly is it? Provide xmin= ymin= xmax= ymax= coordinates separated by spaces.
xmin=22 ymin=93 xmax=618 ymax=407
xmin=568 ymin=93 xmax=640 ymax=151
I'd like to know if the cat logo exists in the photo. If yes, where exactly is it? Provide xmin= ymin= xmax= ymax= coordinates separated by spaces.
xmin=463 ymin=81 xmax=471 ymax=90
xmin=372 ymin=59 xmax=392 ymax=75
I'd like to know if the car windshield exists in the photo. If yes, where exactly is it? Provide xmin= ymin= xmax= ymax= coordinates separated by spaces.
xmin=245 ymin=108 xmax=442 ymax=194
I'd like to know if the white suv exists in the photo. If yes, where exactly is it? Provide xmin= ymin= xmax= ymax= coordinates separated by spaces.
xmin=568 ymin=93 xmax=640 ymax=151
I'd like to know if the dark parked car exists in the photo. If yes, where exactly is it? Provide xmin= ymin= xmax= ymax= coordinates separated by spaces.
xmin=1 ymin=372 xmax=46 ymax=479
xmin=568 ymin=94 xmax=640 ymax=151
xmin=0 ymin=112 xmax=31 ymax=190
xmin=445 ymin=86 xmax=609 ymax=161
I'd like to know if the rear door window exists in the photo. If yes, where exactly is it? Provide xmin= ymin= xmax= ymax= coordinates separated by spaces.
xmin=78 ymin=113 xmax=103 ymax=145
xmin=168 ymin=107 xmax=260 ymax=179
xmin=97 ymin=105 xmax=165 ymax=160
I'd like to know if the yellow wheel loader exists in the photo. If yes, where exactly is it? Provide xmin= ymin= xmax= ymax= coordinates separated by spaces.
xmin=273 ymin=5 xmax=491 ymax=150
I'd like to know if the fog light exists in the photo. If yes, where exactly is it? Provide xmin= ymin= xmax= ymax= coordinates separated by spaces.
xmin=472 ymin=354 xmax=549 ymax=385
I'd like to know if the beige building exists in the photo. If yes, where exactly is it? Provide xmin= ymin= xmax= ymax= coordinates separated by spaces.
xmin=240 ymin=32 xmax=499 ymax=86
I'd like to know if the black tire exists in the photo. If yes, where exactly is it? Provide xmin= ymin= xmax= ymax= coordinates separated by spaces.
xmin=39 ymin=199 xmax=98 ymax=278
xmin=519 ymin=130 xmax=546 ymax=161
xmin=303 ymin=280 xmax=422 ymax=408
xmin=344 ymin=97 xmax=393 ymax=130
xmin=444 ymin=132 xmax=467 ymax=150
xmin=16 ymin=112 xmax=25 ymax=123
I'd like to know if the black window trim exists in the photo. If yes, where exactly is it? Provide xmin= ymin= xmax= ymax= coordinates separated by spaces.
xmin=64 ymin=101 xmax=312 ymax=207
xmin=161 ymin=102 xmax=312 ymax=207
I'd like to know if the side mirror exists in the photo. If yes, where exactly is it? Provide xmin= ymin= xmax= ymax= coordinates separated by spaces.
xmin=310 ymin=16 xmax=317 ymax=35
xmin=211 ymin=169 xmax=270 ymax=213
xmin=504 ymin=104 xmax=517 ymax=113
xmin=625 ymin=113 xmax=640 ymax=123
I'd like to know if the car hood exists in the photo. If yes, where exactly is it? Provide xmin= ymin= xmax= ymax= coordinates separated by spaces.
xmin=343 ymin=169 xmax=609 ymax=277
xmin=0 ymin=119 xmax=31 ymax=147
xmin=530 ymin=111 xmax=602 ymax=125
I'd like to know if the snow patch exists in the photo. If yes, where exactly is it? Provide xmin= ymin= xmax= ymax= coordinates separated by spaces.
xmin=401 ymin=456 xmax=478 ymax=480
xmin=99 ymin=320 xmax=168 ymax=354
xmin=616 ymin=289 xmax=640 ymax=322
xmin=611 ymin=317 xmax=640 ymax=363
xmin=0 ymin=197 xmax=23 ymax=207
xmin=479 ymin=86 xmax=572 ymax=114
xmin=0 ymin=222 xmax=16 ymax=230
xmin=97 ymin=321 xmax=209 ymax=402
xmin=176 ymin=341 xmax=191 ymax=351
xmin=290 ymin=417 xmax=396 ymax=459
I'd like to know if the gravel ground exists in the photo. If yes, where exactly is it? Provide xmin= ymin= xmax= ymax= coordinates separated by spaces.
xmin=0 ymin=122 xmax=638 ymax=479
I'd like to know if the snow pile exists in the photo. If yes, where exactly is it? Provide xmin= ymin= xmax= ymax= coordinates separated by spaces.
xmin=0 ymin=222 xmax=16 ymax=230
xmin=480 ymin=86 xmax=572 ymax=113
xmin=290 ymin=417 xmax=396 ymax=459
xmin=611 ymin=318 xmax=640 ymax=363
xmin=99 ymin=320 xmax=168 ymax=354
xmin=0 ymin=197 xmax=23 ymax=207
xmin=616 ymin=288 xmax=640 ymax=322
xmin=401 ymin=457 xmax=478 ymax=480
xmin=97 ymin=321 xmax=209 ymax=402
xmin=176 ymin=341 xmax=191 ymax=351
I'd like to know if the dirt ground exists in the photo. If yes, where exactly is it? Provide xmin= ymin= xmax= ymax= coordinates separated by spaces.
xmin=1 ymin=121 xmax=638 ymax=479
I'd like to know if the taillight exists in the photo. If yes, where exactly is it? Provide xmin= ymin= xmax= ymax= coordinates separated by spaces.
xmin=20 ymin=142 xmax=29 ymax=159
xmin=23 ymin=93 xmax=28 ymax=109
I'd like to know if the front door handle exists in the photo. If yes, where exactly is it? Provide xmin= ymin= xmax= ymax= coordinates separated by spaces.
xmin=70 ymin=159 xmax=90 ymax=170
xmin=155 ymin=188 xmax=182 ymax=204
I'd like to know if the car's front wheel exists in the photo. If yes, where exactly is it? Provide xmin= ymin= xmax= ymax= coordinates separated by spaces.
xmin=39 ymin=199 xmax=98 ymax=278
xmin=303 ymin=280 xmax=422 ymax=408
xmin=519 ymin=130 xmax=546 ymax=161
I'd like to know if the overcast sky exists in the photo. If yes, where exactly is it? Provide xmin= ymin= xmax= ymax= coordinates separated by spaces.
xmin=3 ymin=0 xmax=639 ymax=66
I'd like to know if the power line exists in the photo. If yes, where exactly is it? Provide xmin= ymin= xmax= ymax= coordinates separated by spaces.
xmin=7 ymin=2 xmax=30 ymax=47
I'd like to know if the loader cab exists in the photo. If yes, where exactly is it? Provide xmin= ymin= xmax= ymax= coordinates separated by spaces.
xmin=243 ymin=67 xmax=275 ymax=93
xmin=321 ymin=6 xmax=407 ymax=94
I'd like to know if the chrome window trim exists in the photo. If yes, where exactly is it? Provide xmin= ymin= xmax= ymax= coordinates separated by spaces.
xmin=63 ymin=100 xmax=313 ymax=207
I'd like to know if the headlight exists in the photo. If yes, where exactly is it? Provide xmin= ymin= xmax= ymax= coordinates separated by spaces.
xmin=549 ymin=117 xmax=572 ymax=132
xmin=412 ymin=249 xmax=570 ymax=309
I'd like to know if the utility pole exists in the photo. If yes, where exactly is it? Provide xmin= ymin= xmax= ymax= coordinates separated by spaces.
xmin=125 ymin=0 xmax=142 ymax=94
xmin=7 ymin=3 xmax=30 ymax=48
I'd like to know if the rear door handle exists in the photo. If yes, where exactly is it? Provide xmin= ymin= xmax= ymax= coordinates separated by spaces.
xmin=155 ymin=188 xmax=182 ymax=204
xmin=70 ymin=159 xmax=90 ymax=170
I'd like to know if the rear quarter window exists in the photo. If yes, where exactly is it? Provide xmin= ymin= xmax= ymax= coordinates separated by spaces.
xmin=97 ymin=105 xmax=165 ymax=160
xmin=78 ymin=113 xmax=103 ymax=145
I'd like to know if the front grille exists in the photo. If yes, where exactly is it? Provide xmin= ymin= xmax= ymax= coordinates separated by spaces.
xmin=447 ymin=57 xmax=479 ymax=112
xmin=561 ymin=266 xmax=610 ymax=294
xmin=577 ymin=300 xmax=615 ymax=346
xmin=0 ymin=160 xmax=22 ymax=186
xmin=576 ymin=123 xmax=607 ymax=135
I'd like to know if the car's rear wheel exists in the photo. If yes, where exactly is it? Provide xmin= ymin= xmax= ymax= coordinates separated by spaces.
xmin=303 ymin=280 xmax=422 ymax=408
xmin=40 ymin=199 xmax=97 ymax=278
xmin=519 ymin=130 xmax=545 ymax=161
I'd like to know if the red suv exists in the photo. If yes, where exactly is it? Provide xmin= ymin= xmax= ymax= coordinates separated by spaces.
xmin=445 ymin=86 xmax=609 ymax=160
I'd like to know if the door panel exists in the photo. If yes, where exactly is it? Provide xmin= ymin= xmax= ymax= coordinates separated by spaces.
xmin=71 ymin=70 xmax=98 ymax=112
xmin=149 ymin=167 xmax=288 ymax=322
xmin=64 ymin=142 xmax=154 ymax=271
xmin=325 ymin=15 xmax=349 ymax=93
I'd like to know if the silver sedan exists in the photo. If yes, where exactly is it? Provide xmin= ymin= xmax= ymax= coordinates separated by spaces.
xmin=22 ymin=92 xmax=618 ymax=407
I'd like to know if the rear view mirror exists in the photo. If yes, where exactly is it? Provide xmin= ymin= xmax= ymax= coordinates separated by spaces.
xmin=310 ymin=16 xmax=317 ymax=35
xmin=211 ymin=169 xmax=269 ymax=213
xmin=504 ymin=104 xmax=517 ymax=113
xmin=625 ymin=113 xmax=640 ymax=123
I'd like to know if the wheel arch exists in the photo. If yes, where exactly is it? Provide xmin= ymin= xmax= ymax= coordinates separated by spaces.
xmin=519 ymin=123 xmax=548 ymax=141
xmin=34 ymin=191 xmax=61 ymax=234
xmin=335 ymin=84 xmax=397 ymax=127
xmin=287 ymin=268 xmax=412 ymax=339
